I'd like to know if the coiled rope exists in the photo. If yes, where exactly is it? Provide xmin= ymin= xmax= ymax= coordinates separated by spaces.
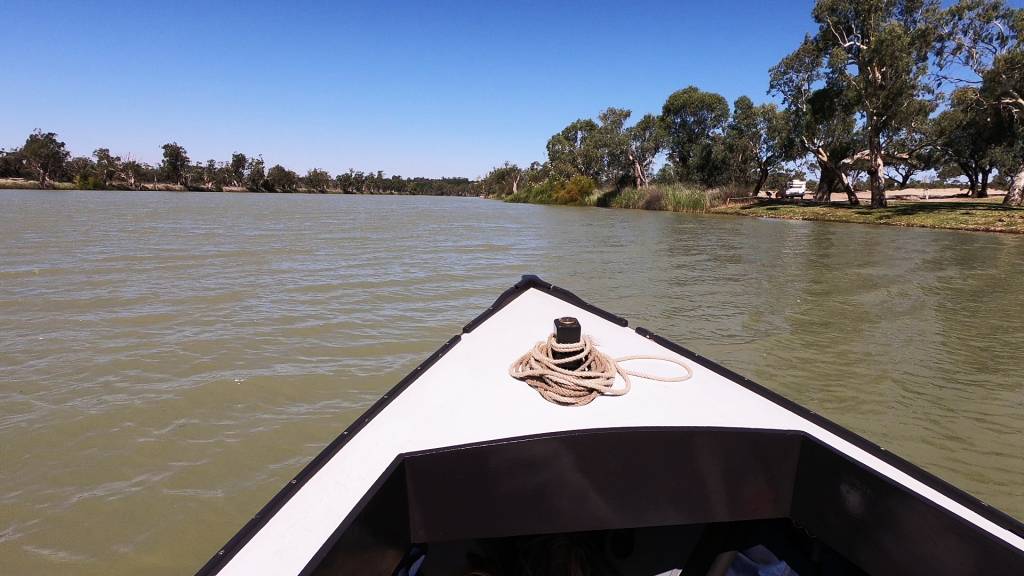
xmin=509 ymin=334 xmax=693 ymax=406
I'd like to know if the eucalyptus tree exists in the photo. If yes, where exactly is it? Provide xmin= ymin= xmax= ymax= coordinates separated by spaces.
xmin=593 ymin=107 xmax=633 ymax=185
xmin=22 ymin=130 xmax=69 ymax=188
xmin=266 ymin=164 xmax=298 ymax=192
xmin=119 ymin=157 xmax=143 ymax=189
xmin=304 ymin=168 xmax=331 ymax=192
xmin=626 ymin=114 xmax=665 ymax=188
xmin=229 ymin=153 xmax=248 ymax=187
xmin=808 ymin=0 xmax=940 ymax=207
xmin=246 ymin=156 xmax=266 ymax=191
xmin=727 ymin=97 xmax=792 ymax=196
xmin=770 ymin=39 xmax=863 ymax=204
xmin=935 ymin=0 xmax=1024 ymax=205
xmin=160 ymin=142 xmax=190 ymax=185
xmin=65 ymin=156 xmax=96 ymax=187
xmin=546 ymin=118 xmax=602 ymax=182
xmin=660 ymin=86 xmax=730 ymax=186
xmin=0 ymin=148 xmax=24 ymax=178
xmin=477 ymin=162 xmax=524 ymax=197
xmin=932 ymin=89 xmax=1004 ymax=197
xmin=92 ymin=148 xmax=121 ymax=187
xmin=881 ymin=98 xmax=938 ymax=189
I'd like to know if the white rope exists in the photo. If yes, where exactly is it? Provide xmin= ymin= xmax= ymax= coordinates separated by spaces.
xmin=508 ymin=334 xmax=692 ymax=406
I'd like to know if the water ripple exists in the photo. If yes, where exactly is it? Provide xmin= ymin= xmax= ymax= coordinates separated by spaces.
xmin=1 ymin=190 xmax=1021 ymax=576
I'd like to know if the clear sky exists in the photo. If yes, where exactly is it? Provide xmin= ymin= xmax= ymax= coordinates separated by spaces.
xmin=5 ymin=1 xmax=837 ymax=178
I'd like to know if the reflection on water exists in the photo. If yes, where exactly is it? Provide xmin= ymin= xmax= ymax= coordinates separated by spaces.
xmin=1 ymin=190 xmax=1021 ymax=575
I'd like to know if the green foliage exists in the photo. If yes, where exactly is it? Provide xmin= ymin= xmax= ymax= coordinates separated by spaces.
xmin=660 ymin=86 xmax=730 ymax=185
xmin=932 ymin=87 xmax=1008 ymax=195
xmin=626 ymin=114 xmax=666 ymax=187
xmin=304 ymin=168 xmax=331 ymax=192
xmin=546 ymin=119 xmax=602 ymax=182
xmin=504 ymin=176 xmax=596 ymax=206
xmin=544 ymin=108 xmax=641 ymax=186
xmin=160 ymin=142 xmax=190 ymax=185
xmin=609 ymin=187 xmax=647 ymax=209
xmin=936 ymin=0 xmax=1023 ymax=204
xmin=607 ymin=184 xmax=730 ymax=213
xmin=4 ymin=129 xmax=475 ymax=196
xmin=0 ymin=148 xmax=24 ymax=178
xmin=476 ymin=162 xmax=524 ymax=197
xmin=92 ymin=148 xmax=120 ymax=187
xmin=553 ymin=175 xmax=597 ymax=205
xmin=22 ymin=130 xmax=69 ymax=187
xmin=266 ymin=164 xmax=298 ymax=192
xmin=723 ymin=97 xmax=792 ymax=193
xmin=246 ymin=156 xmax=266 ymax=191
xmin=64 ymin=156 xmax=95 ymax=185
xmin=229 ymin=153 xmax=248 ymax=186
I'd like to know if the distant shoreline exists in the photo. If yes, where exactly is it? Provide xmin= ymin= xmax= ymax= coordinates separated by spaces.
xmin=5 ymin=179 xmax=1021 ymax=235
xmin=0 ymin=178 xmax=470 ymax=196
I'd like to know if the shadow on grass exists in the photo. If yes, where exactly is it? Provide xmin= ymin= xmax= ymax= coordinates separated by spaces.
xmin=738 ymin=199 xmax=1020 ymax=215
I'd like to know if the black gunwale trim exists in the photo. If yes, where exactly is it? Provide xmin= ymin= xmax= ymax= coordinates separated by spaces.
xmin=297 ymin=456 xmax=407 ymax=576
xmin=194 ymin=334 xmax=461 ymax=576
xmin=196 ymin=274 xmax=1022 ymax=576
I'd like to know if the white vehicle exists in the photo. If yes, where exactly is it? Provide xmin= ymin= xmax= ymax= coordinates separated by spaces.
xmin=783 ymin=179 xmax=807 ymax=198
xmin=196 ymin=276 xmax=1024 ymax=576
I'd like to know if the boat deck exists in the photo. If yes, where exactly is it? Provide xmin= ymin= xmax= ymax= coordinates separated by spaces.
xmin=204 ymin=279 xmax=1024 ymax=576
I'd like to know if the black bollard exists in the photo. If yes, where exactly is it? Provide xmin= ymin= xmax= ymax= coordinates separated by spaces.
xmin=553 ymin=316 xmax=583 ymax=371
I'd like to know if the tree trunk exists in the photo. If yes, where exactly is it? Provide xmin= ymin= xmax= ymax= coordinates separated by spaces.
xmin=38 ymin=170 xmax=49 ymax=189
xmin=978 ymin=168 xmax=990 ymax=198
xmin=867 ymin=130 xmax=887 ymax=208
xmin=899 ymin=171 xmax=912 ymax=190
xmin=1003 ymin=162 xmax=1024 ymax=206
xmin=814 ymin=156 xmax=859 ymax=205
xmin=512 ymin=173 xmax=520 ymax=196
xmin=629 ymin=152 xmax=648 ymax=188
xmin=753 ymin=165 xmax=769 ymax=196
xmin=814 ymin=169 xmax=834 ymax=203
xmin=960 ymin=163 xmax=979 ymax=197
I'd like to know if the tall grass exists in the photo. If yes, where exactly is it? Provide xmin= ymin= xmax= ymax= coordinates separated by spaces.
xmin=610 ymin=183 xmax=740 ymax=213
xmin=507 ymin=179 xmax=753 ymax=214
xmin=505 ymin=176 xmax=597 ymax=206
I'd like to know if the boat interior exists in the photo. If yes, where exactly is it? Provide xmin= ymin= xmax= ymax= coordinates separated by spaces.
xmin=305 ymin=427 xmax=1018 ymax=576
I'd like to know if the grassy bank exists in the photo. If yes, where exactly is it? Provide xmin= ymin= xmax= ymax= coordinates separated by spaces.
xmin=711 ymin=199 xmax=1024 ymax=234
xmin=503 ymin=182 xmax=1024 ymax=234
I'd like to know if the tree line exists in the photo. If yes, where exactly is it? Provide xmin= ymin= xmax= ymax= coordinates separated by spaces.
xmin=0 ymin=136 xmax=474 ymax=196
xmin=478 ymin=0 xmax=1024 ymax=208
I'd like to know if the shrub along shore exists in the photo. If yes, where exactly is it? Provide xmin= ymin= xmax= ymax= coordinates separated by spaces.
xmin=500 ymin=182 xmax=1024 ymax=235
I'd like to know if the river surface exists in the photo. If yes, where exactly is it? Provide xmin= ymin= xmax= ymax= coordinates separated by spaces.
xmin=1 ymin=189 xmax=1021 ymax=574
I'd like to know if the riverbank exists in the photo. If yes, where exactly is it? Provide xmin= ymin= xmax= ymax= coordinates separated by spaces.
xmin=0 ymin=178 xmax=196 ymax=192
xmin=710 ymin=198 xmax=1024 ymax=234
xmin=537 ymin=184 xmax=1024 ymax=235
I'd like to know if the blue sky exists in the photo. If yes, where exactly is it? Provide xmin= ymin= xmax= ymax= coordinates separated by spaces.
xmin=5 ymin=1 xmax=842 ymax=178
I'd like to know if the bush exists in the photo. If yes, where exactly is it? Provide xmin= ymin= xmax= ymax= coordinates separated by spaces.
xmin=553 ymin=176 xmax=596 ymax=205
xmin=73 ymin=174 xmax=104 ymax=190
xmin=610 ymin=187 xmax=647 ymax=209
xmin=506 ymin=180 xmax=556 ymax=204
xmin=506 ymin=176 xmax=596 ymax=206
xmin=607 ymin=183 xmax=742 ymax=213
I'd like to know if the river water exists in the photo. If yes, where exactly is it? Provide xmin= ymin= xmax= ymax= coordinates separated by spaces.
xmin=1 ymin=189 xmax=1021 ymax=574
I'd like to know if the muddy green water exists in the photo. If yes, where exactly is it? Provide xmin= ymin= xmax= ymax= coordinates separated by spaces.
xmin=1 ymin=189 xmax=1021 ymax=574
